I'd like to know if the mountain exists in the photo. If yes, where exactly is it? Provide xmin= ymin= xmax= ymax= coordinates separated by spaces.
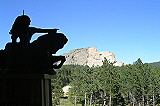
xmin=62 ymin=47 xmax=123 ymax=67
xmin=147 ymin=61 xmax=160 ymax=67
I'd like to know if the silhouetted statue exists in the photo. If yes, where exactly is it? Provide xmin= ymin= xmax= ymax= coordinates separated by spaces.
xmin=0 ymin=14 xmax=68 ymax=74
xmin=9 ymin=15 xmax=59 ymax=47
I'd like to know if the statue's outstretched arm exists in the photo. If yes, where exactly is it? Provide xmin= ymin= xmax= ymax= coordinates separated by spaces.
xmin=35 ymin=28 xmax=59 ymax=34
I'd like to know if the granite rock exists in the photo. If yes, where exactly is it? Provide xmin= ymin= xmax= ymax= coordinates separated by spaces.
xmin=62 ymin=47 xmax=123 ymax=67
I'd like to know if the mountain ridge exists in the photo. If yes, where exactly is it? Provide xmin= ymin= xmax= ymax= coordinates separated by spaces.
xmin=62 ymin=47 xmax=123 ymax=67
xmin=147 ymin=61 xmax=160 ymax=67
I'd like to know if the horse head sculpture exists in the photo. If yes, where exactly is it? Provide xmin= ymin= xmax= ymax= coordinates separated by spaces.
xmin=3 ymin=32 xmax=68 ymax=74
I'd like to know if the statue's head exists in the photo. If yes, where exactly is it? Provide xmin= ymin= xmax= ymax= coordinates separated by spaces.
xmin=9 ymin=15 xmax=31 ymax=34
xmin=14 ymin=15 xmax=31 ymax=26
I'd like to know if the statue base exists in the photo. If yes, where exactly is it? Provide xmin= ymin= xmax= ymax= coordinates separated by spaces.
xmin=0 ymin=73 xmax=55 ymax=106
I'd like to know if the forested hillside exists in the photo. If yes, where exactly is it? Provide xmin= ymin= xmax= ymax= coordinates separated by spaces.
xmin=52 ymin=58 xmax=160 ymax=106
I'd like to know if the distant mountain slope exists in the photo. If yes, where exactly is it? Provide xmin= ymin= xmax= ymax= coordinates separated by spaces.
xmin=148 ymin=61 xmax=160 ymax=67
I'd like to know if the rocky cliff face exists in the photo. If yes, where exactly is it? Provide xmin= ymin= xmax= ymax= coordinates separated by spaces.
xmin=62 ymin=47 xmax=123 ymax=67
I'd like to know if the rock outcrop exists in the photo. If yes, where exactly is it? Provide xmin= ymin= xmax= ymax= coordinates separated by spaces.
xmin=62 ymin=47 xmax=123 ymax=67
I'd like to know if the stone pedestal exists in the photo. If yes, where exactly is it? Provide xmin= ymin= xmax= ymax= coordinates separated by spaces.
xmin=0 ymin=74 xmax=55 ymax=106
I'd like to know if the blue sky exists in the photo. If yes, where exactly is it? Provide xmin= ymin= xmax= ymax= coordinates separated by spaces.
xmin=1 ymin=0 xmax=160 ymax=64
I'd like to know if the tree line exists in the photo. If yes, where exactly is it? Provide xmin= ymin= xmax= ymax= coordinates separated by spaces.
xmin=52 ymin=58 xmax=160 ymax=106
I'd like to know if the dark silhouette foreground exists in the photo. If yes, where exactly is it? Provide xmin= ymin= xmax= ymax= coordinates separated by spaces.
xmin=0 ymin=14 xmax=68 ymax=74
